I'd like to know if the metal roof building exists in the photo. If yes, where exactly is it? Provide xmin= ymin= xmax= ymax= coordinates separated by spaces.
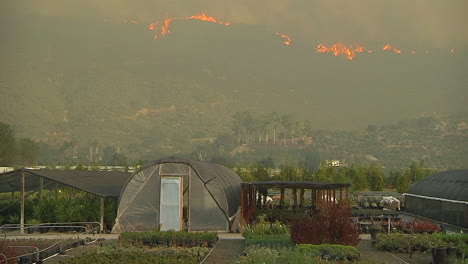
xmin=405 ymin=170 xmax=468 ymax=228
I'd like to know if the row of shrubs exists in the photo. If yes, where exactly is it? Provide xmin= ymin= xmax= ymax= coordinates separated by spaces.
xmin=59 ymin=245 xmax=210 ymax=264
xmin=119 ymin=230 xmax=218 ymax=247
xmin=376 ymin=232 xmax=468 ymax=256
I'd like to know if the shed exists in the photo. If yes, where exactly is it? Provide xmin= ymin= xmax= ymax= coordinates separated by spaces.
xmin=112 ymin=159 xmax=242 ymax=233
xmin=405 ymin=170 xmax=468 ymax=228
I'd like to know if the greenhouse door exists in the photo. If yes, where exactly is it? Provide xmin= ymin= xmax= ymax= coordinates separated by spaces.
xmin=160 ymin=177 xmax=183 ymax=231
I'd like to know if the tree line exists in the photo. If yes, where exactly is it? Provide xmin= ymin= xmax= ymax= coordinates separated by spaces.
xmin=235 ymin=160 xmax=434 ymax=193
xmin=232 ymin=111 xmax=313 ymax=145
xmin=0 ymin=122 xmax=39 ymax=166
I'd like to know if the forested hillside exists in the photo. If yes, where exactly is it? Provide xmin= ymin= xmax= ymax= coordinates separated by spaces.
xmin=1 ymin=15 xmax=466 ymax=169
xmin=199 ymin=112 xmax=468 ymax=170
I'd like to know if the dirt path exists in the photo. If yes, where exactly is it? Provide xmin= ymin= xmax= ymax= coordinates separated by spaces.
xmin=201 ymin=233 xmax=245 ymax=264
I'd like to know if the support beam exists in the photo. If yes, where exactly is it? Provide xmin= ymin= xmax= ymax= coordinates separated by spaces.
xmin=292 ymin=188 xmax=297 ymax=208
xmin=20 ymin=171 xmax=25 ymax=234
xmin=299 ymin=188 xmax=305 ymax=207
xmin=100 ymin=197 xmax=105 ymax=233
xmin=317 ymin=189 xmax=321 ymax=208
xmin=280 ymin=188 xmax=285 ymax=208
xmin=311 ymin=189 xmax=317 ymax=207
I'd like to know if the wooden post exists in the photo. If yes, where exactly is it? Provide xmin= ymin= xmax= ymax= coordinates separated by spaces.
xmin=280 ymin=188 xmax=285 ymax=208
xmin=292 ymin=188 xmax=297 ymax=208
xmin=311 ymin=189 xmax=317 ymax=207
xmin=20 ymin=171 xmax=25 ymax=234
xmin=100 ymin=197 xmax=105 ymax=233
xmin=299 ymin=188 xmax=305 ymax=207
xmin=331 ymin=189 xmax=334 ymax=206
xmin=241 ymin=186 xmax=245 ymax=224
xmin=339 ymin=188 xmax=343 ymax=203
xmin=317 ymin=190 xmax=321 ymax=208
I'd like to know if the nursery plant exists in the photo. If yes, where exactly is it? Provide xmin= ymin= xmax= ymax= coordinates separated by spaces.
xmin=290 ymin=204 xmax=360 ymax=245
xmin=119 ymin=230 xmax=218 ymax=247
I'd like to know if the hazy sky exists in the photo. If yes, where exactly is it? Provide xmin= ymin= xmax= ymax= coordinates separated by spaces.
xmin=3 ymin=0 xmax=467 ymax=48
xmin=1 ymin=0 xmax=466 ymax=133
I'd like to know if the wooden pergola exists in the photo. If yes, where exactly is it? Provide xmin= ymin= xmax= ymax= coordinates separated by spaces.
xmin=240 ymin=181 xmax=351 ymax=225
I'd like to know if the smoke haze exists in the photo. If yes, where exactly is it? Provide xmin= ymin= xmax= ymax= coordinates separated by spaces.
xmin=0 ymin=0 xmax=466 ymax=144
xmin=3 ymin=0 xmax=467 ymax=48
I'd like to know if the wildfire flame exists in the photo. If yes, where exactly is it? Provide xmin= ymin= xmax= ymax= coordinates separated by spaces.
xmin=316 ymin=43 xmax=366 ymax=60
xmin=149 ymin=13 xmax=230 ymax=39
xmin=188 ymin=13 xmax=231 ymax=26
xmin=110 ymin=14 xmax=458 ymax=60
xmin=276 ymin=32 xmax=292 ymax=46
xmin=383 ymin=44 xmax=402 ymax=54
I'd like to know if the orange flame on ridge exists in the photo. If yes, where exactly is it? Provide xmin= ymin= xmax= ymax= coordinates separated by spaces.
xmin=316 ymin=43 xmax=365 ymax=60
xmin=188 ymin=13 xmax=231 ymax=26
xmin=149 ymin=13 xmax=230 ymax=39
xmin=276 ymin=32 xmax=292 ymax=46
xmin=383 ymin=44 xmax=402 ymax=54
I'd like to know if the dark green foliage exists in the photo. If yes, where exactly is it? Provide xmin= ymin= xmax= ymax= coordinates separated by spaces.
xmin=250 ymin=162 xmax=270 ymax=181
xmin=238 ymin=247 xmax=319 ymax=264
xmin=119 ymin=230 xmax=218 ymax=247
xmin=243 ymin=215 xmax=290 ymax=237
xmin=376 ymin=232 xmax=468 ymax=255
xmin=58 ymin=246 xmax=210 ymax=264
xmin=367 ymin=164 xmax=384 ymax=191
xmin=279 ymin=164 xmax=300 ymax=181
xmin=297 ymin=244 xmax=360 ymax=261
xmin=0 ymin=122 xmax=16 ymax=165
xmin=244 ymin=235 xmax=294 ymax=249
xmin=251 ymin=208 xmax=306 ymax=223
xmin=0 ymin=193 xmax=118 ymax=230
xmin=0 ymin=122 xmax=39 ymax=166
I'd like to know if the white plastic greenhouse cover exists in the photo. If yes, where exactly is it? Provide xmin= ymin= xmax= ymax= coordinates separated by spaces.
xmin=112 ymin=159 xmax=242 ymax=233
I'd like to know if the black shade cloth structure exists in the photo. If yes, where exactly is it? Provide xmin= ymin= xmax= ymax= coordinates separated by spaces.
xmin=0 ymin=168 xmax=133 ymax=197
xmin=112 ymin=159 xmax=243 ymax=233
xmin=407 ymin=170 xmax=468 ymax=202
xmin=0 ymin=168 xmax=132 ymax=233
xmin=405 ymin=170 xmax=468 ymax=229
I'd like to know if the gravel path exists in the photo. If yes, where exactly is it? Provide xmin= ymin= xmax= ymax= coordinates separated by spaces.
xmin=201 ymin=233 xmax=245 ymax=264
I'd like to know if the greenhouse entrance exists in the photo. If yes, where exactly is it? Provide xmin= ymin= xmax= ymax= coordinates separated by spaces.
xmin=160 ymin=177 xmax=183 ymax=231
